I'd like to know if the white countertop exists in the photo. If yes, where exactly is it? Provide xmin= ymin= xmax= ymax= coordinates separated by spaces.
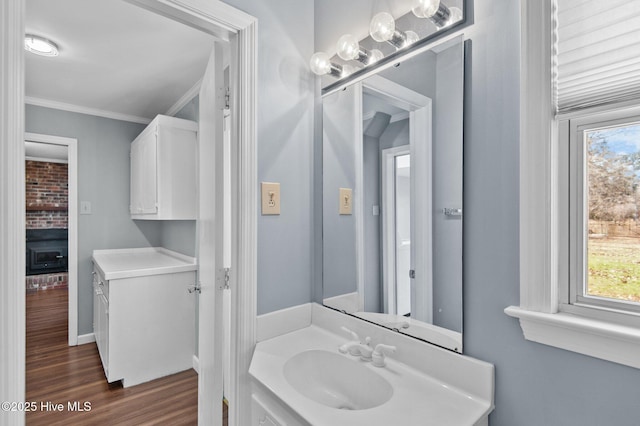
xmin=92 ymin=247 xmax=197 ymax=280
xmin=249 ymin=325 xmax=492 ymax=426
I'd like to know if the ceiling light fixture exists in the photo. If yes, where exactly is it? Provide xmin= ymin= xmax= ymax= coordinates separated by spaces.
xmin=24 ymin=34 xmax=59 ymax=57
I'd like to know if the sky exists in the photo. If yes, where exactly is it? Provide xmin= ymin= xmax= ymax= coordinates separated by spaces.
xmin=588 ymin=122 xmax=640 ymax=155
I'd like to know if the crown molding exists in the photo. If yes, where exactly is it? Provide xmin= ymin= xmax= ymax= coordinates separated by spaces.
xmin=25 ymin=96 xmax=152 ymax=124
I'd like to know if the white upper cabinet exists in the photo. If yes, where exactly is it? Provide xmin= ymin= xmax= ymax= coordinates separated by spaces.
xmin=130 ymin=115 xmax=198 ymax=220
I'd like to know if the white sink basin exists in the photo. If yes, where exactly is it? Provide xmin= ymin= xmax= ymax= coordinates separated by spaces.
xmin=282 ymin=349 xmax=393 ymax=410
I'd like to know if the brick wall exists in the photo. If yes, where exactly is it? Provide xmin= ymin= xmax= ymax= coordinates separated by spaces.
xmin=25 ymin=161 xmax=69 ymax=292
xmin=26 ymin=272 xmax=68 ymax=292
xmin=25 ymin=160 xmax=68 ymax=229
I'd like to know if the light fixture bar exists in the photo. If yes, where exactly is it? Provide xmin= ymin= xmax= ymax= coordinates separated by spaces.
xmin=429 ymin=3 xmax=451 ymax=27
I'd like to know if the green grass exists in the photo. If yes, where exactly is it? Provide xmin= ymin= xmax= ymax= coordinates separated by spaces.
xmin=587 ymin=237 xmax=640 ymax=303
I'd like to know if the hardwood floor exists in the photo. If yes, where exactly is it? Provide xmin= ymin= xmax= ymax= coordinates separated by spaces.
xmin=26 ymin=288 xmax=227 ymax=425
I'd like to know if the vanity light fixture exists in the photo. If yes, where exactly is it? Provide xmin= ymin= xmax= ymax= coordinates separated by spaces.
xmin=24 ymin=34 xmax=59 ymax=57
xmin=336 ymin=34 xmax=384 ymax=65
xmin=310 ymin=51 xmax=344 ymax=77
xmin=412 ymin=0 xmax=462 ymax=28
xmin=311 ymin=2 xmax=463 ymax=82
xmin=369 ymin=12 xmax=418 ymax=49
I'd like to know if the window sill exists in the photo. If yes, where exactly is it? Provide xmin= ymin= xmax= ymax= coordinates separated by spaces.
xmin=505 ymin=306 xmax=640 ymax=369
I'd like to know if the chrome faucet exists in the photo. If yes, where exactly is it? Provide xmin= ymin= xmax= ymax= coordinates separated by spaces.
xmin=372 ymin=343 xmax=396 ymax=367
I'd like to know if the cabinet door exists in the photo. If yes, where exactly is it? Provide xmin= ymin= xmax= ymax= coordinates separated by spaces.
xmin=98 ymin=292 xmax=109 ymax=377
xmin=130 ymin=129 xmax=158 ymax=215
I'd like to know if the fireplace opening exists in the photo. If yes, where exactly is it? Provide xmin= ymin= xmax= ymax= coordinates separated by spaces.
xmin=26 ymin=228 xmax=68 ymax=276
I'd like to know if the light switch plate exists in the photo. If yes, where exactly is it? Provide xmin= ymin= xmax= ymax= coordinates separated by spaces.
xmin=261 ymin=182 xmax=281 ymax=215
xmin=339 ymin=188 xmax=353 ymax=215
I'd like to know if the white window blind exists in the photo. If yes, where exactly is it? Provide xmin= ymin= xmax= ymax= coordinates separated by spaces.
xmin=557 ymin=0 xmax=640 ymax=113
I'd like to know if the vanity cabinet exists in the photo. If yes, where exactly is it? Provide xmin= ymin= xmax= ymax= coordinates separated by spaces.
xmin=251 ymin=385 xmax=309 ymax=426
xmin=130 ymin=115 xmax=197 ymax=220
xmin=91 ymin=248 xmax=197 ymax=387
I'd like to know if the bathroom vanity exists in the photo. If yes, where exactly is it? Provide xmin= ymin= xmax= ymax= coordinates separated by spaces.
xmin=249 ymin=303 xmax=494 ymax=426
xmin=91 ymin=247 xmax=197 ymax=387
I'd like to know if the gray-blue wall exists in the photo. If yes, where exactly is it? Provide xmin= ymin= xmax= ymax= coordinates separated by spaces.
xmin=223 ymin=0 xmax=316 ymax=314
xmin=464 ymin=1 xmax=640 ymax=425
xmin=25 ymin=104 xmax=160 ymax=336
xmin=315 ymin=0 xmax=640 ymax=425
xmin=322 ymin=84 xmax=358 ymax=300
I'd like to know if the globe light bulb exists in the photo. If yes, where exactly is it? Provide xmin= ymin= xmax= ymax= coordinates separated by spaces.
xmin=309 ymin=52 xmax=331 ymax=75
xmin=412 ymin=0 xmax=440 ymax=18
xmin=405 ymin=31 xmax=419 ymax=46
xmin=336 ymin=34 xmax=360 ymax=61
xmin=369 ymin=12 xmax=396 ymax=42
xmin=369 ymin=49 xmax=384 ymax=64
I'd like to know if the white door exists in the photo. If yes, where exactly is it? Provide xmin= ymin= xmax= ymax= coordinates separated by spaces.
xmin=409 ymin=107 xmax=433 ymax=324
xmin=197 ymin=42 xmax=225 ymax=426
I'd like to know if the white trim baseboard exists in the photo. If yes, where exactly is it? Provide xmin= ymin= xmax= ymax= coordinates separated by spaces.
xmin=77 ymin=333 xmax=96 ymax=345
xmin=192 ymin=354 xmax=200 ymax=374
xmin=25 ymin=96 xmax=152 ymax=125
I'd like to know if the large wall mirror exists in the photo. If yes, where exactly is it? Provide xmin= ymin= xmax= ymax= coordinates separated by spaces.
xmin=322 ymin=36 xmax=464 ymax=352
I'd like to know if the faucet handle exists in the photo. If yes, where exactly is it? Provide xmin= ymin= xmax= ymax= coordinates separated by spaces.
xmin=372 ymin=344 xmax=397 ymax=367
xmin=358 ymin=337 xmax=374 ymax=361
xmin=339 ymin=327 xmax=363 ymax=355
xmin=341 ymin=326 xmax=360 ymax=342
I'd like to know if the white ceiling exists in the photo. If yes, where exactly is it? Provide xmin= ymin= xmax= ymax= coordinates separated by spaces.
xmin=25 ymin=0 xmax=217 ymax=123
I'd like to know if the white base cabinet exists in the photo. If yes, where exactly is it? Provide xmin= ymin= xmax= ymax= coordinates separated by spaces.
xmin=92 ymin=248 xmax=196 ymax=387
xmin=251 ymin=382 xmax=309 ymax=426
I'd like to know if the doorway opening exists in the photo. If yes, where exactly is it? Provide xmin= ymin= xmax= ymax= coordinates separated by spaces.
xmin=381 ymin=146 xmax=411 ymax=316
xmin=2 ymin=1 xmax=257 ymax=425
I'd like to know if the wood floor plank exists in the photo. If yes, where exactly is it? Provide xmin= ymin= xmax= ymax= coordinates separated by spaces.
xmin=25 ymin=288 xmax=226 ymax=425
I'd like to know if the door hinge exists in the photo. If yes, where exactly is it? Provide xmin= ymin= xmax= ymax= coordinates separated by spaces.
xmin=218 ymin=267 xmax=231 ymax=290
xmin=225 ymin=87 xmax=230 ymax=110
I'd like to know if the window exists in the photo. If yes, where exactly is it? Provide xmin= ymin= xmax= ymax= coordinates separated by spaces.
xmin=561 ymin=109 xmax=640 ymax=324
xmin=507 ymin=0 xmax=640 ymax=369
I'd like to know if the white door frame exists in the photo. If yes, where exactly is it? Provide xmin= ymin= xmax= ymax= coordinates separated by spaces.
xmin=0 ymin=2 xmax=257 ymax=425
xmin=356 ymin=75 xmax=432 ymax=322
xmin=381 ymin=144 xmax=410 ymax=315
xmin=24 ymin=133 xmax=79 ymax=346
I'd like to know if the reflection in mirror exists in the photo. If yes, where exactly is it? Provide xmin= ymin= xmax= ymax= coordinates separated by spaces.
xmin=322 ymin=36 xmax=464 ymax=352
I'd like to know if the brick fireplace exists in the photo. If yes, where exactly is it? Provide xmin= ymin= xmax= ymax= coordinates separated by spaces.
xmin=26 ymin=160 xmax=69 ymax=292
